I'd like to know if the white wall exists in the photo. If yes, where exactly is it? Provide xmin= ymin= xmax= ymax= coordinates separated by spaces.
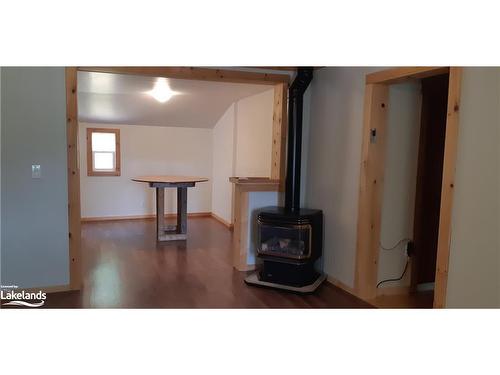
xmin=82 ymin=88 xmax=274 ymax=223
xmin=211 ymin=89 xmax=275 ymax=223
xmin=378 ymin=82 xmax=421 ymax=287
xmin=79 ymin=122 xmax=213 ymax=218
xmin=305 ymin=67 xmax=381 ymax=287
xmin=300 ymin=86 xmax=312 ymax=207
xmin=211 ymin=104 xmax=236 ymax=223
xmin=1 ymin=67 xmax=69 ymax=288
xmin=234 ymin=89 xmax=274 ymax=177
xmin=445 ymin=68 xmax=500 ymax=307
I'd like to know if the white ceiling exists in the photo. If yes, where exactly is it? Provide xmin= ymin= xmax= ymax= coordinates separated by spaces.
xmin=77 ymin=71 xmax=273 ymax=128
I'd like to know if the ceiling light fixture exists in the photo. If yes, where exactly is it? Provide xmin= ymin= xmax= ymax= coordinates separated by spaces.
xmin=146 ymin=78 xmax=179 ymax=103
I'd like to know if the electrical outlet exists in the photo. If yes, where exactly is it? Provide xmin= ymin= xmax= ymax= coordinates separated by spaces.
xmin=31 ymin=164 xmax=41 ymax=179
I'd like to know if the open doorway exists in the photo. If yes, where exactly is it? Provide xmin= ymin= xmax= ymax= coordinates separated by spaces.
xmin=77 ymin=71 xmax=274 ymax=225
xmin=411 ymin=73 xmax=449 ymax=291
xmin=354 ymin=67 xmax=462 ymax=308
xmin=375 ymin=73 xmax=450 ymax=307
xmin=64 ymin=67 xmax=290 ymax=297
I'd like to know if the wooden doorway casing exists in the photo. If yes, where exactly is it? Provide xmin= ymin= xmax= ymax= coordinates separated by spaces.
xmin=353 ymin=67 xmax=462 ymax=308
xmin=65 ymin=67 xmax=291 ymax=291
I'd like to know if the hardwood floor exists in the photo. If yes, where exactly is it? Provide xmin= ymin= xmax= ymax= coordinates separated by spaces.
xmin=369 ymin=291 xmax=434 ymax=308
xmin=43 ymin=217 xmax=371 ymax=308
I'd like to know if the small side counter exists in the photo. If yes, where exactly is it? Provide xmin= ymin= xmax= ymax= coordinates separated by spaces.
xmin=229 ymin=177 xmax=280 ymax=271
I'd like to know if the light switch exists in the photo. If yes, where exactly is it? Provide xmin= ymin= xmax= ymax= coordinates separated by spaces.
xmin=32 ymin=164 xmax=41 ymax=179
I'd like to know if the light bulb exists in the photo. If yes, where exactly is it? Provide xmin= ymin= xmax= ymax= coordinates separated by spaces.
xmin=146 ymin=78 xmax=179 ymax=103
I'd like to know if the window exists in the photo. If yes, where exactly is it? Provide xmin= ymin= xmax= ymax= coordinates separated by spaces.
xmin=86 ymin=128 xmax=121 ymax=176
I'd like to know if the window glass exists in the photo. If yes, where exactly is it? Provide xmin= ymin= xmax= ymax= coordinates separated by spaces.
xmin=92 ymin=132 xmax=116 ymax=152
xmin=93 ymin=151 xmax=114 ymax=170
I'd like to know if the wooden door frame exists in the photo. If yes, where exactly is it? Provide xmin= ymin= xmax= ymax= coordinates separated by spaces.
xmin=353 ymin=67 xmax=462 ymax=308
xmin=65 ymin=66 xmax=290 ymax=291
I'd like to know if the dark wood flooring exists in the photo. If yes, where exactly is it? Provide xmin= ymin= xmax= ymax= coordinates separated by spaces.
xmin=43 ymin=217 xmax=371 ymax=308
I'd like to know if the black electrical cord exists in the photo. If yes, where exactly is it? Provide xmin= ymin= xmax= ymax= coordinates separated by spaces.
xmin=376 ymin=257 xmax=410 ymax=288
xmin=379 ymin=238 xmax=411 ymax=251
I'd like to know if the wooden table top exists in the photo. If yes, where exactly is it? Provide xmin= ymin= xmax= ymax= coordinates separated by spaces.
xmin=132 ymin=175 xmax=209 ymax=184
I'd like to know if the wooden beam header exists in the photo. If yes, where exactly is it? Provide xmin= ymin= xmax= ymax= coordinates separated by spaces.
xmin=366 ymin=67 xmax=449 ymax=85
xmin=77 ymin=66 xmax=290 ymax=85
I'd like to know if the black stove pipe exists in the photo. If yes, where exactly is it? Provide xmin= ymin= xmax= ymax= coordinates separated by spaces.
xmin=284 ymin=67 xmax=313 ymax=212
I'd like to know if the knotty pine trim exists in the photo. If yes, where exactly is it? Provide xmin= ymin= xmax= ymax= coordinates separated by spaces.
xmin=65 ymin=68 xmax=82 ymax=291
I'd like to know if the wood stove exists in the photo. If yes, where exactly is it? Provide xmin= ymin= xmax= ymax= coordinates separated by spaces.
xmin=245 ymin=68 xmax=325 ymax=293
xmin=257 ymin=207 xmax=323 ymax=287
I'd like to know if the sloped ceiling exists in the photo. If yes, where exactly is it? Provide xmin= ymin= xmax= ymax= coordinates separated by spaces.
xmin=77 ymin=71 xmax=273 ymax=128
